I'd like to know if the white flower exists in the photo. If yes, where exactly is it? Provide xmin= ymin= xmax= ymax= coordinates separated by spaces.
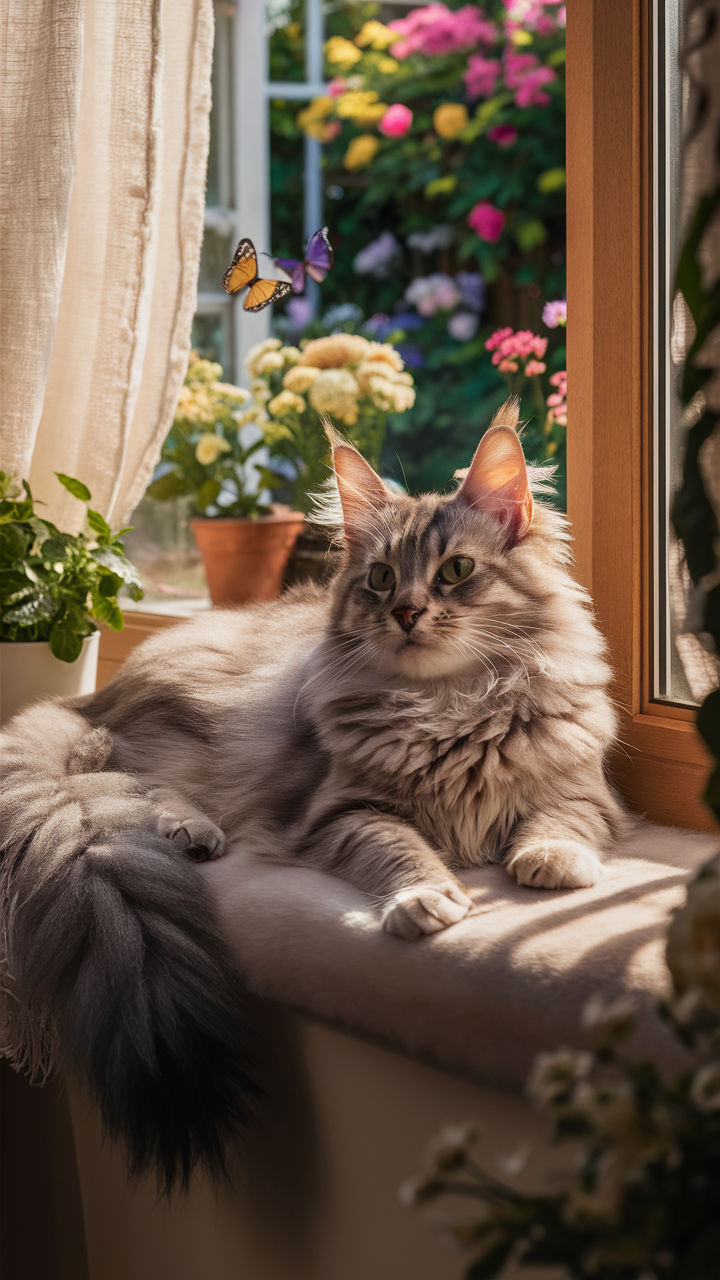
xmin=571 ymin=1077 xmax=637 ymax=1138
xmin=255 ymin=351 xmax=285 ymax=375
xmin=244 ymin=337 xmax=282 ymax=378
xmin=562 ymin=1151 xmax=627 ymax=1224
xmin=397 ymin=1173 xmax=442 ymax=1208
xmin=195 ymin=433 xmax=231 ymax=466
xmin=690 ymin=1062 xmax=720 ymax=1111
xmin=279 ymin=345 xmax=302 ymax=364
xmin=527 ymin=1048 xmax=593 ymax=1110
xmin=423 ymin=1123 xmax=476 ymax=1174
xmin=582 ymin=993 xmax=636 ymax=1045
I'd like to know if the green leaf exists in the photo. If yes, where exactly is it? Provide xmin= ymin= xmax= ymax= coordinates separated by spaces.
xmin=145 ymin=471 xmax=190 ymax=501
xmin=39 ymin=536 xmax=69 ymax=563
xmin=0 ymin=524 xmax=29 ymax=563
xmin=536 ymin=166 xmax=566 ymax=194
xmin=87 ymin=508 xmax=112 ymax=541
xmin=55 ymin=473 xmax=91 ymax=502
xmin=514 ymin=219 xmax=547 ymax=251
xmin=91 ymin=545 xmax=143 ymax=593
xmin=49 ymin=612 xmax=85 ymax=662
xmin=195 ymin=479 xmax=222 ymax=513
xmin=98 ymin=572 xmax=122 ymax=597
xmin=1 ymin=592 xmax=57 ymax=629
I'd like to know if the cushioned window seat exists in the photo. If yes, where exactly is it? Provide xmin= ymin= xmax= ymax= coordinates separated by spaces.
xmin=201 ymin=821 xmax=717 ymax=1090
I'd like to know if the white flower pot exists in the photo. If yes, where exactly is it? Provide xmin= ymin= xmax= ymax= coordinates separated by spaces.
xmin=0 ymin=631 xmax=100 ymax=726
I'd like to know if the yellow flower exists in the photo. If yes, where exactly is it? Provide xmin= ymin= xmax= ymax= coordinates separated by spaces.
xmin=245 ymin=337 xmax=281 ymax=378
xmin=283 ymin=365 xmax=321 ymax=393
xmin=268 ymin=390 xmax=306 ymax=417
xmin=366 ymin=375 xmax=415 ymax=413
xmin=355 ymin=20 xmax=396 ymax=49
xmin=433 ymin=103 xmax=469 ymax=140
xmin=250 ymin=378 xmax=271 ymax=403
xmin=336 ymin=91 xmax=388 ymax=126
xmin=343 ymin=134 xmax=380 ymax=170
xmin=325 ymin=36 xmax=362 ymax=69
xmin=298 ymin=334 xmax=371 ymax=369
xmin=363 ymin=342 xmax=405 ymax=372
xmin=378 ymin=57 xmax=399 ymax=74
xmin=279 ymin=345 xmax=302 ymax=365
xmin=211 ymin=381 xmax=250 ymax=403
xmin=309 ymin=368 xmax=360 ymax=425
xmin=195 ymin=433 xmax=232 ymax=466
xmin=255 ymin=350 xmax=285 ymax=375
xmin=297 ymin=96 xmax=335 ymax=136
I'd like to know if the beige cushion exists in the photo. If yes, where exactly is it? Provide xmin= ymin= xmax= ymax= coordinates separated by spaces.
xmin=201 ymin=821 xmax=717 ymax=1087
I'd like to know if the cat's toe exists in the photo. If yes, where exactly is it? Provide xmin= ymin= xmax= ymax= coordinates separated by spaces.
xmin=382 ymin=883 xmax=472 ymax=940
xmin=162 ymin=818 xmax=226 ymax=861
xmin=507 ymin=840 xmax=602 ymax=890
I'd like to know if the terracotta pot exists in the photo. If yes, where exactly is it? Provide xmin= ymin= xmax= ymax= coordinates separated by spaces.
xmin=0 ymin=631 xmax=100 ymax=726
xmin=190 ymin=507 xmax=305 ymax=606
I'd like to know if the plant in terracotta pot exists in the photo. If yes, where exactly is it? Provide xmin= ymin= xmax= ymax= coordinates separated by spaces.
xmin=0 ymin=471 xmax=143 ymax=723
xmin=243 ymin=333 xmax=415 ymax=583
xmin=145 ymin=354 xmax=305 ymax=606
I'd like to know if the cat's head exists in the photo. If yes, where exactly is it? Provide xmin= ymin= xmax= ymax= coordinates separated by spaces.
xmin=322 ymin=400 xmax=566 ymax=682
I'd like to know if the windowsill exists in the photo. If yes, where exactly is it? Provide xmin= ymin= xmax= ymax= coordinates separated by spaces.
xmin=200 ymin=820 xmax=717 ymax=1087
xmin=123 ymin=595 xmax=211 ymax=619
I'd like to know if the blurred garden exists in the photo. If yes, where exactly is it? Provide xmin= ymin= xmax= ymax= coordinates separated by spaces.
xmin=268 ymin=0 xmax=567 ymax=499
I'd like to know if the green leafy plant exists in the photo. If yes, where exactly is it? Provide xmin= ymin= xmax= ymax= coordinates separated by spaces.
xmin=146 ymin=355 xmax=273 ymax=518
xmin=0 ymin=472 xmax=143 ymax=662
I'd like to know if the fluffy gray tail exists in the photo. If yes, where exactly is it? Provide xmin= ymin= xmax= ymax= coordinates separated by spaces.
xmin=0 ymin=702 xmax=258 ymax=1192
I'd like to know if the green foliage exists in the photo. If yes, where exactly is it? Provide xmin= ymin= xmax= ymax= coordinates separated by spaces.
xmin=146 ymin=355 xmax=273 ymax=519
xmin=0 ymin=472 xmax=143 ymax=662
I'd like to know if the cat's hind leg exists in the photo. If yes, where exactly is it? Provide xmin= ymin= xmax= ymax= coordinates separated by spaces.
xmin=148 ymin=785 xmax=226 ymax=861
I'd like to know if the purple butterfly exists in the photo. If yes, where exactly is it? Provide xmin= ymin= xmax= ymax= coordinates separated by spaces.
xmin=274 ymin=226 xmax=334 ymax=294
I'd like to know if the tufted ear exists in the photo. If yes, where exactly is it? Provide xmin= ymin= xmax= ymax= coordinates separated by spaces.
xmin=454 ymin=423 xmax=533 ymax=545
xmin=327 ymin=424 xmax=390 ymax=544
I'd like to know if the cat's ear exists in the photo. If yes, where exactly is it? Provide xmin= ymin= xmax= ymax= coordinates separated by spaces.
xmin=454 ymin=416 xmax=533 ymax=545
xmin=326 ymin=423 xmax=389 ymax=544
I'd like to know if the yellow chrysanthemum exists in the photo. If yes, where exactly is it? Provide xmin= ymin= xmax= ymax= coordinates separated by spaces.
xmin=298 ymin=334 xmax=371 ymax=369
xmin=363 ymin=342 xmax=405 ymax=372
xmin=309 ymin=369 xmax=360 ymax=425
xmin=250 ymin=378 xmax=271 ymax=404
xmin=279 ymin=345 xmax=302 ymax=365
xmin=343 ymin=134 xmax=380 ymax=170
xmin=255 ymin=350 xmax=285 ymax=375
xmin=366 ymin=376 xmax=415 ymax=414
xmin=336 ymin=91 xmax=387 ymax=126
xmin=268 ymin=390 xmax=306 ymax=417
xmin=245 ymin=337 xmax=282 ymax=378
xmin=433 ymin=103 xmax=469 ymax=140
xmin=378 ymin=57 xmax=399 ymax=74
xmin=195 ymin=433 xmax=232 ymax=466
xmin=283 ymin=365 xmax=321 ymax=393
xmin=355 ymin=20 xmax=396 ymax=50
xmin=297 ymin=96 xmax=334 ymax=133
xmin=325 ymin=36 xmax=362 ymax=69
xmin=211 ymin=381 xmax=250 ymax=403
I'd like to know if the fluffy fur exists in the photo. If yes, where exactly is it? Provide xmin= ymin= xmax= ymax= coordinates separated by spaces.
xmin=0 ymin=401 xmax=625 ymax=1186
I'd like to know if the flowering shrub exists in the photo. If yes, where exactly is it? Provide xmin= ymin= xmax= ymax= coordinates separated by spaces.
xmin=146 ymin=356 xmax=272 ymax=519
xmin=269 ymin=0 xmax=566 ymax=495
xmin=242 ymin=334 xmax=415 ymax=513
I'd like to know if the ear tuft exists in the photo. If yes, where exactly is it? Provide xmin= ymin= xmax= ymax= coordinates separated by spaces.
xmin=328 ymin=426 xmax=390 ymax=544
xmin=454 ymin=418 xmax=533 ymax=545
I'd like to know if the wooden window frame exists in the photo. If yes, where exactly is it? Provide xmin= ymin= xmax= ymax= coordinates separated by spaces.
xmin=105 ymin=0 xmax=713 ymax=832
xmin=567 ymin=0 xmax=712 ymax=831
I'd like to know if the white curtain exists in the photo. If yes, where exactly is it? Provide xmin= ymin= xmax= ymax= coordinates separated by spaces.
xmin=0 ymin=0 xmax=214 ymax=530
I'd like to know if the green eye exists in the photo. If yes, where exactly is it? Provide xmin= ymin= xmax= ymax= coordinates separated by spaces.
xmin=439 ymin=556 xmax=475 ymax=585
xmin=368 ymin=562 xmax=396 ymax=591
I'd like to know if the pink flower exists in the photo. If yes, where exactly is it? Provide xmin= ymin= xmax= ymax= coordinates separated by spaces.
xmin=546 ymin=367 xmax=567 ymax=426
xmin=379 ymin=104 xmax=413 ymax=137
xmin=389 ymin=4 xmax=496 ymax=60
xmin=504 ymin=50 xmax=556 ymax=108
xmin=467 ymin=201 xmax=505 ymax=242
xmin=487 ymin=123 xmax=517 ymax=147
xmin=327 ymin=77 xmax=347 ymax=98
xmin=524 ymin=359 xmax=546 ymax=376
xmin=464 ymin=54 xmax=501 ymax=99
xmin=542 ymin=299 xmax=567 ymax=329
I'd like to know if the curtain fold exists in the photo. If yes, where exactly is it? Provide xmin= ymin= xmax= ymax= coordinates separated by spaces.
xmin=0 ymin=0 xmax=214 ymax=531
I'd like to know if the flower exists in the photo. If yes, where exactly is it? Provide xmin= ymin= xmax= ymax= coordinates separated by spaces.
xmin=255 ymin=350 xmax=285 ymax=375
xmin=524 ymin=359 xmax=546 ymax=375
xmin=456 ymin=270 xmax=486 ymax=311
xmin=283 ymin=365 xmax=321 ymax=394
xmin=336 ymin=90 xmax=388 ymax=125
xmin=433 ymin=103 xmax=468 ymax=139
xmin=362 ymin=341 xmax=405 ymax=372
xmin=389 ymin=4 xmax=496 ymax=60
xmin=195 ymin=433 xmax=231 ymax=466
xmin=667 ymin=854 xmax=720 ymax=1014
xmin=285 ymin=296 xmax=314 ymax=334
xmin=353 ymin=231 xmax=401 ymax=278
xmin=327 ymin=76 xmax=347 ymax=98
xmin=298 ymin=334 xmax=370 ymax=368
xmin=244 ymin=337 xmax=282 ymax=379
xmin=379 ymin=104 xmax=413 ymax=137
xmin=407 ymin=225 xmax=453 ymax=253
xmin=547 ymin=369 xmax=567 ymax=426
xmin=325 ymin=36 xmax=362 ymax=69
xmin=488 ymin=123 xmax=518 ymax=147
xmin=467 ymin=201 xmax=505 ymax=242
xmin=485 ymin=327 xmax=547 ymax=366
xmin=448 ymin=311 xmax=479 ymax=341
xmin=268 ymin=390 xmax=305 ymax=417
xmin=463 ymin=53 xmax=501 ymax=98
xmin=582 ymin=993 xmax=636 ymax=1046
xmin=504 ymin=50 xmax=557 ymax=107
xmin=543 ymin=298 xmax=567 ymax=328
xmin=343 ymin=134 xmax=380 ymax=170
xmin=355 ymin=19 xmax=396 ymax=50
xmin=378 ymin=57 xmax=399 ymax=74
xmin=527 ymin=1048 xmax=593 ymax=1109
xmin=423 ymin=1123 xmax=476 ymax=1173
xmin=309 ymin=368 xmax=361 ymax=425
xmin=405 ymin=273 xmax=462 ymax=316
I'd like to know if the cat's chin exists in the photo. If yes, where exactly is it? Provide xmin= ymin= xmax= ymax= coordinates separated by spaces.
xmin=389 ymin=640 xmax=479 ymax=682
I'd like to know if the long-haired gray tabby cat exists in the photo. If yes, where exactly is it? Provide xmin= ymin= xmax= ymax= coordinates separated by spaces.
xmin=0 ymin=401 xmax=624 ymax=1189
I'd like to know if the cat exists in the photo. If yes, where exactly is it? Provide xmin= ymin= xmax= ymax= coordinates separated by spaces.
xmin=0 ymin=400 xmax=625 ymax=1190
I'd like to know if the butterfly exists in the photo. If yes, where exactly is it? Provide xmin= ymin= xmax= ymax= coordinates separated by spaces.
xmin=274 ymin=226 xmax=334 ymax=294
xmin=222 ymin=238 xmax=293 ymax=311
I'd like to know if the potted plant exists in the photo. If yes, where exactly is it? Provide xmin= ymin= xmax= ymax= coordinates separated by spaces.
xmin=146 ymin=355 xmax=305 ymax=606
xmin=0 ymin=471 xmax=143 ymax=724
xmin=243 ymin=333 xmax=415 ymax=582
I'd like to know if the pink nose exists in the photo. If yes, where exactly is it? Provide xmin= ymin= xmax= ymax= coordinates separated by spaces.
xmin=392 ymin=606 xmax=423 ymax=633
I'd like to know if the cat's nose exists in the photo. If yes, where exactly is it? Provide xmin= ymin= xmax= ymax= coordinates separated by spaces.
xmin=391 ymin=605 xmax=425 ymax=633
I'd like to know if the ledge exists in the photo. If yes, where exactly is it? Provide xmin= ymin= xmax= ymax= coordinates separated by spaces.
xmin=200 ymin=823 xmax=717 ymax=1090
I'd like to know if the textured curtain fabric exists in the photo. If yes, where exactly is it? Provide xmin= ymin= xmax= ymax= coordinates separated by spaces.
xmin=0 ymin=0 xmax=214 ymax=529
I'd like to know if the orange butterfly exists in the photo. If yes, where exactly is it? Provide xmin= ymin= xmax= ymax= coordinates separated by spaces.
xmin=222 ymin=237 xmax=293 ymax=311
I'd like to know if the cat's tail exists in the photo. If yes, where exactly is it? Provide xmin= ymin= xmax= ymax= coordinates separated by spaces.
xmin=0 ymin=700 xmax=257 ymax=1193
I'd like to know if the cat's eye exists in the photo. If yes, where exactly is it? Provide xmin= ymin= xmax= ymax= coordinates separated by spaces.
xmin=368 ymin=562 xmax=396 ymax=592
xmin=438 ymin=556 xmax=475 ymax=585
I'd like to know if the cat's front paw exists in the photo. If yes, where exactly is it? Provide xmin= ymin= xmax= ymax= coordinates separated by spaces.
xmin=159 ymin=816 xmax=226 ymax=861
xmin=382 ymin=882 xmax=472 ymax=940
xmin=507 ymin=839 xmax=602 ymax=890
